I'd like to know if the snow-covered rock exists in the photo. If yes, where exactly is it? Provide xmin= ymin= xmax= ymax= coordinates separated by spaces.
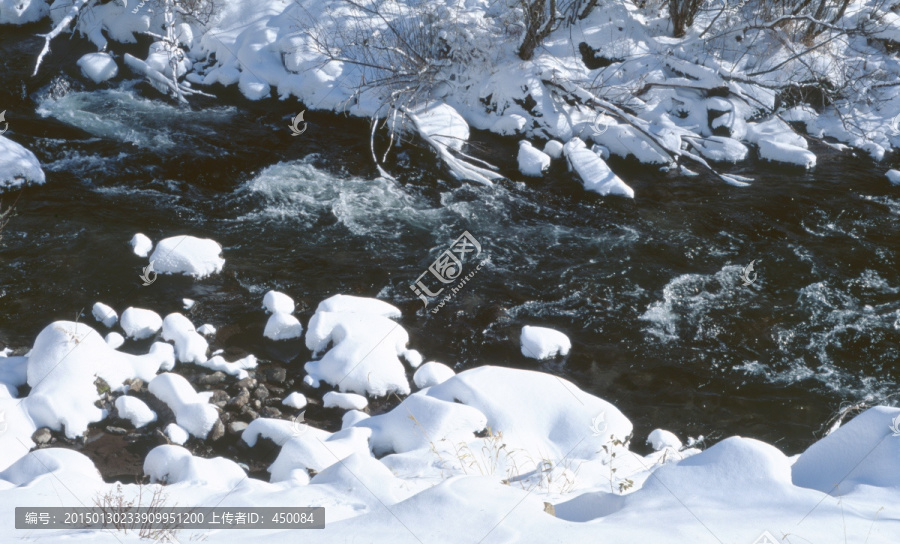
xmin=0 ymin=135 xmax=46 ymax=192
xmin=263 ymin=290 xmax=295 ymax=314
xmin=130 ymin=233 xmax=152 ymax=257
xmin=144 ymin=445 xmax=245 ymax=487
xmin=491 ymin=114 xmax=526 ymax=135
xmin=115 ymin=395 xmax=157 ymax=428
xmin=105 ymin=332 xmax=125 ymax=349
xmin=591 ymin=124 xmax=670 ymax=164
xmin=758 ymin=139 xmax=816 ymax=169
xmin=23 ymin=321 xmax=173 ymax=438
xmin=413 ymin=362 xmax=456 ymax=389
xmin=342 ymin=410 xmax=370 ymax=429
xmin=77 ymin=53 xmax=118 ymax=83
xmin=543 ymin=140 xmax=564 ymax=159
xmin=197 ymin=324 xmax=216 ymax=336
xmin=0 ymin=0 xmax=49 ymax=25
xmin=120 ymin=307 xmax=162 ymax=339
xmin=886 ymin=169 xmax=900 ymax=185
xmin=323 ymin=391 xmax=368 ymax=411
xmin=148 ymin=235 xmax=224 ymax=278
xmin=148 ymin=373 xmax=219 ymax=439
xmin=282 ymin=392 xmax=307 ymax=410
xmin=305 ymin=295 xmax=411 ymax=397
xmin=517 ymin=141 xmax=551 ymax=177
xmin=520 ymin=325 xmax=571 ymax=360
xmin=563 ymin=138 xmax=634 ymax=198
xmin=91 ymin=302 xmax=117 ymax=328
xmin=164 ymin=423 xmax=189 ymax=446
xmin=647 ymin=429 xmax=683 ymax=451
xmin=198 ymin=354 xmax=257 ymax=379
xmin=264 ymin=312 xmax=304 ymax=340
xmin=182 ymin=298 xmax=195 ymax=310
xmin=688 ymin=136 xmax=748 ymax=163
xmin=161 ymin=313 xmax=208 ymax=364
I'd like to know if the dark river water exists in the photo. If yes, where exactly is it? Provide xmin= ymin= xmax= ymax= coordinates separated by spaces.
xmin=2 ymin=23 xmax=899 ymax=454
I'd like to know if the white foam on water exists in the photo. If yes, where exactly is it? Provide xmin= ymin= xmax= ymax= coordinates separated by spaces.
xmin=238 ymin=156 xmax=445 ymax=237
xmin=35 ymin=85 xmax=236 ymax=149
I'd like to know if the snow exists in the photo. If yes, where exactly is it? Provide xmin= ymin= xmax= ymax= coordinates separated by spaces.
xmin=198 ymin=354 xmax=257 ymax=379
xmin=520 ymin=325 xmax=572 ymax=360
xmin=148 ymin=373 xmax=219 ymax=439
xmin=282 ymin=392 xmax=307 ymax=410
xmin=413 ymin=362 xmax=456 ymax=389
xmin=104 ymin=332 xmax=124 ymax=349
xmin=342 ymin=410 xmax=370 ymax=429
xmin=164 ymin=423 xmax=189 ymax=445
xmin=148 ymin=235 xmax=225 ymax=278
xmin=402 ymin=349 xmax=423 ymax=369
xmin=91 ymin=302 xmax=117 ymax=328
xmin=114 ymin=395 xmax=157 ymax=428
xmin=182 ymin=298 xmax=195 ymax=310
xmin=144 ymin=445 xmax=245 ymax=487
xmin=263 ymin=290 xmax=295 ymax=314
xmin=687 ymin=136 xmax=749 ymax=163
xmin=563 ymin=138 xmax=634 ymax=198
xmin=758 ymin=139 xmax=817 ymax=169
xmin=491 ymin=114 xmax=527 ymax=135
xmin=161 ymin=313 xmax=208 ymax=364
xmin=76 ymin=53 xmax=118 ymax=83
xmin=22 ymin=321 xmax=173 ymax=438
xmin=130 ymin=233 xmax=152 ymax=257
xmin=517 ymin=141 xmax=551 ymax=177
xmin=197 ymin=323 xmax=216 ymax=336
xmin=0 ymin=135 xmax=46 ymax=191
xmin=264 ymin=312 xmax=304 ymax=340
xmin=886 ymin=169 xmax=900 ymax=185
xmin=591 ymin=124 xmax=670 ymax=164
xmin=323 ymin=391 xmax=368 ymax=411
xmin=792 ymin=406 xmax=900 ymax=492
xmin=305 ymin=296 xmax=412 ymax=397
xmin=0 ymin=0 xmax=48 ymax=25
xmin=647 ymin=429 xmax=683 ymax=451
xmin=314 ymin=294 xmax=401 ymax=320
xmin=407 ymin=102 xmax=470 ymax=151
xmin=543 ymin=140 xmax=564 ymax=159
xmin=120 ymin=307 xmax=162 ymax=339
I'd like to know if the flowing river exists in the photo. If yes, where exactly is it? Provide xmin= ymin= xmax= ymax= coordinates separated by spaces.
xmin=2 ymin=23 xmax=900 ymax=458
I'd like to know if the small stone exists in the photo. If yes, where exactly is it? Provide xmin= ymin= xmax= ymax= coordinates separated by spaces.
xmin=252 ymin=399 xmax=261 ymax=409
xmin=266 ymin=367 xmax=287 ymax=384
xmin=198 ymin=371 xmax=227 ymax=385
xmin=106 ymin=426 xmax=128 ymax=435
xmin=253 ymin=385 xmax=269 ymax=401
xmin=226 ymin=389 xmax=250 ymax=410
xmin=220 ymin=412 xmax=233 ymax=424
xmin=124 ymin=378 xmax=144 ymax=392
xmin=210 ymin=390 xmax=229 ymax=403
xmin=32 ymin=428 xmax=52 ymax=445
xmin=235 ymin=377 xmax=258 ymax=391
xmin=228 ymin=421 xmax=249 ymax=435
xmin=240 ymin=406 xmax=259 ymax=420
xmin=260 ymin=406 xmax=282 ymax=418
xmin=543 ymin=502 xmax=556 ymax=517
xmin=207 ymin=419 xmax=225 ymax=442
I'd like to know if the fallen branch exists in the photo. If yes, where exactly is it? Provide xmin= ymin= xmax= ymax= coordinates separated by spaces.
xmin=33 ymin=0 xmax=93 ymax=76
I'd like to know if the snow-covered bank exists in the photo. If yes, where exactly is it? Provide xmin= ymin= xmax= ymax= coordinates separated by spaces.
xmin=2 ymin=290 xmax=900 ymax=542
xmin=0 ymin=135 xmax=45 ymax=191
xmin=14 ymin=0 xmax=900 ymax=197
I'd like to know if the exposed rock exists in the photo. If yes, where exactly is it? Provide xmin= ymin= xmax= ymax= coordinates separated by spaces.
xmin=210 ymin=390 xmax=229 ymax=403
xmin=106 ymin=426 xmax=127 ymax=435
xmin=260 ymin=406 xmax=282 ymax=418
xmin=228 ymin=421 xmax=249 ymax=435
xmin=207 ymin=419 xmax=225 ymax=442
xmin=266 ymin=367 xmax=287 ymax=384
xmin=235 ymin=377 xmax=258 ymax=391
xmin=198 ymin=371 xmax=227 ymax=385
xmin=32 ymin=428 xmax=52 ymax=445
xmin=253 ymin=385 xmax=269 ymax=401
